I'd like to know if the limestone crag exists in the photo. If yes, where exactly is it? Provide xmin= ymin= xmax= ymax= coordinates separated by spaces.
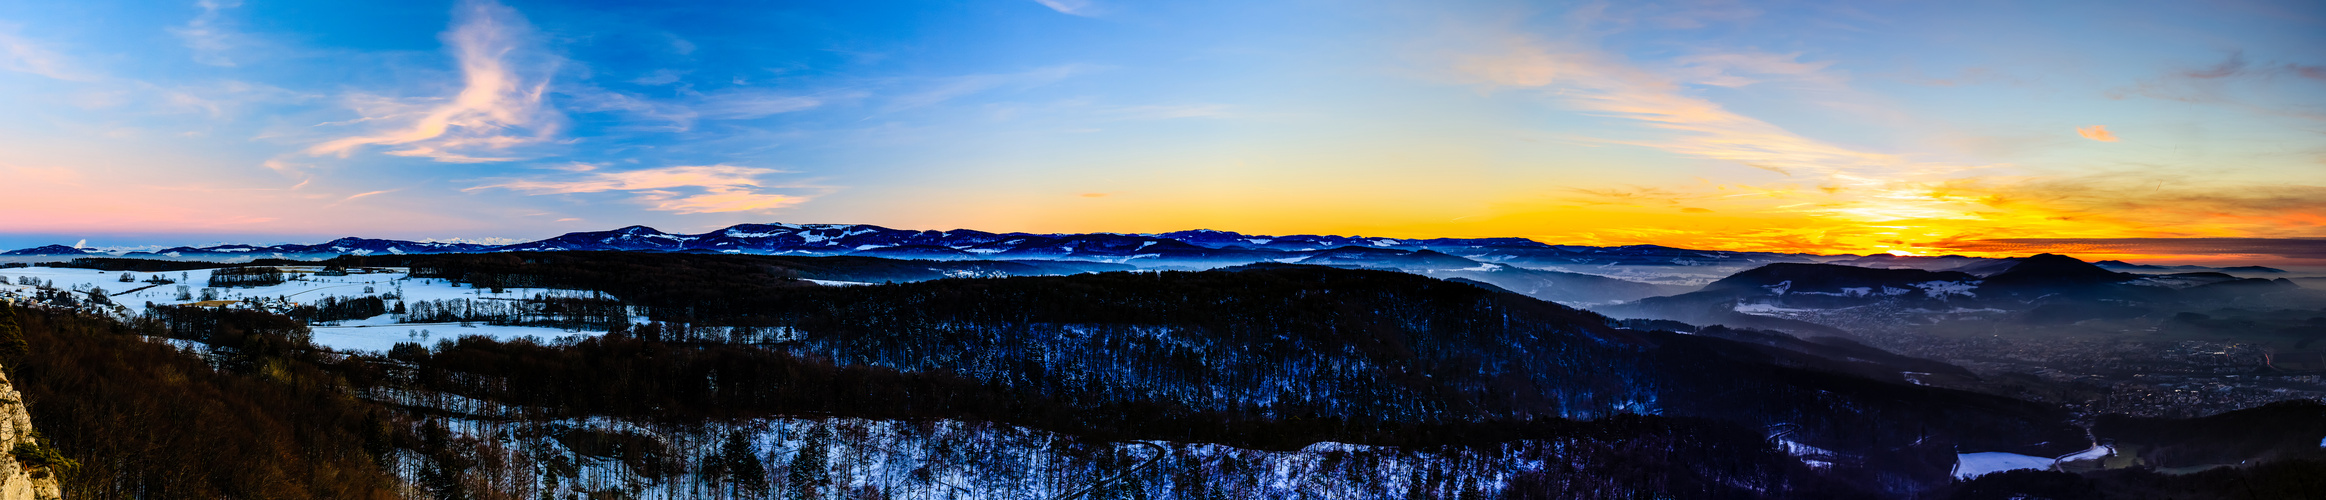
xmin=0 ymin=368 xmax=59 ymax=500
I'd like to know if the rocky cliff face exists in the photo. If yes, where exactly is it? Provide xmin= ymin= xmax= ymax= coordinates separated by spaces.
xmin=0 ymin=368 xmax=60 ymax=500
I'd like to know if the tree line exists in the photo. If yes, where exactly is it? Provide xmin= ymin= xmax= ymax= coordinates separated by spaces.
xmin=207 ymin=266 xmax=286 ymax=288
xmin=0 ymin=253 xmax=2317 ymax=498
xmin=4 ymin=303 xmax=401 ymax=498
xmin=398 ymin=295 xmax=626 ymax=330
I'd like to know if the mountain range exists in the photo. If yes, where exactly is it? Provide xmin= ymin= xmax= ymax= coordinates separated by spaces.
xmin=13 ymin=224 xmax=2289 ymax=275
xmin=2 ymin=223 xmax=1813 ymax=268
xmin=1601 ymin=253 xmax=2317 ymax=336
xmin=8 ymin=227 xmax=2324 ymax=497
xmin=4 ymin=223 xmax=2288 ymax=309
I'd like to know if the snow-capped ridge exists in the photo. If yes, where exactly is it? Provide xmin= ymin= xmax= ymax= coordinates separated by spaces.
xmin=2 ymin=222 xmax=1839 ymax=272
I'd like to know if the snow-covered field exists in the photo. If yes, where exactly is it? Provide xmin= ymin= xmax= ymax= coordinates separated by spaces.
xmin=1951 ymin=452 xmax=2055 ymax=479
xmin=1952 ymin=444 xmax=2112 ymax=479
xmin=0 ymin=266 xmax=554 ymax=312
xmin=1776 ymin=438 xmax=1837 ymax=469
xmin=1734 ymin=302 xmax=1813 ymax=314
xmin=801 ymin=279 xmax=873 ymax=287
xmin=308 ymin=313 xmax=602 ymax=352
xmin=0 ymin=265 xmax=608 ymax=352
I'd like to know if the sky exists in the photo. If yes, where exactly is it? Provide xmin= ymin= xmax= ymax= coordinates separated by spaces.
xmin=0 ymin=0 xmax=2321 ymax=264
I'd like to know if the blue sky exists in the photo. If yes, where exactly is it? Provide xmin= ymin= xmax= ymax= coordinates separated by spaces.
xmin=0 ymin=0 xmax=2321 ymax=261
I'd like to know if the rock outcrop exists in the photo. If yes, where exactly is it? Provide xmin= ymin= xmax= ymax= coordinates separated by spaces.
xmin=0 ymin=368 xmax=60 ymax=500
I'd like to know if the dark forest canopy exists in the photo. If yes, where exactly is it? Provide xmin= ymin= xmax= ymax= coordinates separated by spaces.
xmin=206 ymin=265 xmax=287 ymax=288
xmin=329 ymin=251 xmax=1129 ymax=287
xmin=46 ymin=257 xmax=240 ymax=272
xmin=1 ymin=252 xmax=2320 ymax=498
xmin=309 ymin=256 xmax=2091 ymax=488
xmin=8 ymin=306 xmax=399 ymax=498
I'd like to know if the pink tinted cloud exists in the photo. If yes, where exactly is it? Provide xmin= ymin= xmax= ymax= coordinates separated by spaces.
xmin=2076 ymin=125 xmax=2118 ymax=142
xmin=0 ymin=30 xmax=93 ymax=82
xmin=1454 ymin=37 xmax=1937 ymax=183
xmin=466 ymin=165 xmax=815 ymax=214
xmin=305 ymin=0 xmax=559 ymax=163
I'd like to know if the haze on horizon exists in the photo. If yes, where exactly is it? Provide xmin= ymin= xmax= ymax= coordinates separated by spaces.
xmin=0 ymin=0 xmax=2321 ymax=264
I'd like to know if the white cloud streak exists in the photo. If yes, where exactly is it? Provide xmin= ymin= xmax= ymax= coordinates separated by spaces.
xmin=170 ymin=0 xmax=244 ymax=67
xmin=305 ymin=0 xmax=560 ymax=163
xmin=0 ymin=29 xmax=93 ymax=81
xmin=1449 ymin=28 xmax=2011 ymax=226
xmin=699 ymin=89 xmax=830 ymax=119
xmin=1458 ymin=39 xmax=1924 ymax=180
xmin=559 ymin=85 xmax=842 ymax=132
xmin=1669 ymin=50 xmax=1839 ymax=87
xmin=2108 ymin=50 xmax=2326 ymax=120
xmin=466 ymin=165 xmax=815 ymax=214
xmin=1033 ymin=0 xmax=1098 ymax=17
xmin=889 ymin=64 xmax=1094 ymax=111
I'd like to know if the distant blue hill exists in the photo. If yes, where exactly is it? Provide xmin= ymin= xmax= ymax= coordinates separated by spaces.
xmin=6 ymin=224 xmax=2290 ymax=280
xmin=3 ymin=223 xmax=1821 ymax=271
xmin=0 ymin=244 xmax=92 ymax=256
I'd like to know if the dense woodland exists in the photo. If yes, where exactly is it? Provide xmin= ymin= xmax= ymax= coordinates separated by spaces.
xmin=2090 ymin=400 xmax=2326 ymax=469
xmin=5 ymin=306 xmax=401 ymax=498
xmin=207 ymin=266 xmax=287 ymax=288
xmin=396 ymin=295 xmax=628 ymax=330
xmin=5 ymin=297 xmax=1857 ymax=498
xmin=357 ymin=259 xmax=2085 ymax=461
xmin=290 ymin=295 xmax=391 ymax=324
xmin=0 ymin=253 xmax=2321 ymax=498
xmin=1943 ymin=460 xmax=2326 ymax=499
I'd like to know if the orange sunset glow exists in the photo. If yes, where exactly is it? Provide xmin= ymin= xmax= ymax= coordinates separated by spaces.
xmin=0 ymin=0 xmax=2320 ymax=266
xmin=8 ymin=2 xmax=2326 ymax=497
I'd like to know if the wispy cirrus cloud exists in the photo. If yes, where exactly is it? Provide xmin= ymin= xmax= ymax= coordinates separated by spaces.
xmin=561 ymin=85 xmax=848 ymax=133
xmin=1970 ymin=176 xmax=2326 ymax=237
xmin=1032 ymin=0 xmax=1098 ymax=17
xmin=698 ymin=89 xmax=832 ymax=120
xmin=305 ymin=0 xmax=560 ymax=163
xmin=1454 ymin=34 xmax=1969 ymax=190
xmin=0 ymin=28 xmax=94 ymax=82
xmin=0 ymin=20 xmax=304 ymax=120
xmin=1669 ymin=50 xmax=1839 ymax=87
xmin=1435 ymin=16 xmax=2324 ymax=256
xmin=465 ymin=165 xmax=818 ymax=214
xmin=320 ymin=188 xmax=401 ymax=208
xmin=888 ymin=64 xmax=1095 ymax=111
xmin=341 ymin=189 xmax=394 ymax=201
xmin=170 ymin=0 xmax=246 ymax=67
xmin=152 ymin=79 xmax=313 ymax=118
xmin=2109 ymin=50 xmax=2326 ymax=120
xmin=2158 ymin=50 xmax=2326 ymax=84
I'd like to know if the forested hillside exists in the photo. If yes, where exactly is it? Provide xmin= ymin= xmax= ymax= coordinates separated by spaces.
xmin=0 ymin=254 xmax=2314 ymax=498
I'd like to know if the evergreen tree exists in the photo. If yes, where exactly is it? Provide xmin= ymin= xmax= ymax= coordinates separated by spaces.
xmin=0 ymin=302 xmax=26 ymax=366
xmin=787 ymin=426 xmax=831 ymax=500
xmin=717 ymin=430 xmax=770 ymax=497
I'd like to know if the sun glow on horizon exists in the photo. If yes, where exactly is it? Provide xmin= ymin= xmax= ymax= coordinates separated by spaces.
xmin=0 ymin=0 xmax=2316 ymax=265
